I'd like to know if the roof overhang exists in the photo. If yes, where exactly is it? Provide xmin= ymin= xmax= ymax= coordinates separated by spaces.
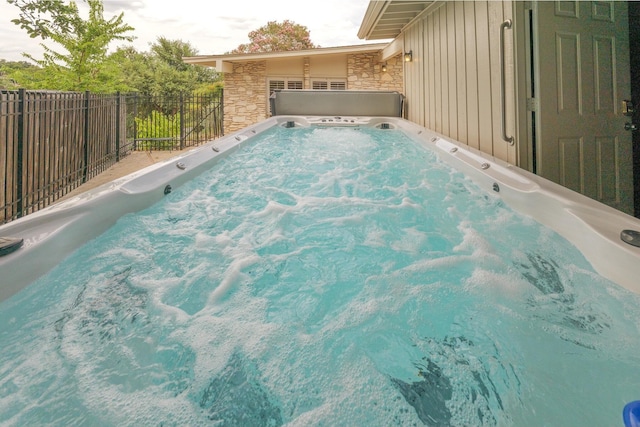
xmin=183 ymin=43 xmax=390 ymax=71
xmin=358 ymin=1 xmax=436 ymax=41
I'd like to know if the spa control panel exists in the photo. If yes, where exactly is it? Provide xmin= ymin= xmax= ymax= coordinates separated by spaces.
xmin=306 ymin=116 xmax=371 ymax=126
xmin=280 ymin=116 xmax=396 ymax=129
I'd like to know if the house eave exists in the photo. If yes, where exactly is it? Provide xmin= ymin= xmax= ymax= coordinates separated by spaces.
xmin=358 ymin=1 xmax=436 ymax=41
xmin=357 ymin=1 xmax=390 ymax=40
xmin=183 ymin=43 xmax=391 ymax=70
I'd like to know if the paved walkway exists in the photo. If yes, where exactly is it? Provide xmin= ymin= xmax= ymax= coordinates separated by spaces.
xmin=57 ymin=149 xmax=189 ymax=202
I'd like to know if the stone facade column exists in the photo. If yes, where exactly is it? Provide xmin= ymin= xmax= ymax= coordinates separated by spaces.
xmin=223 ymin=60 xmax=267 ymax=134
xmin=304 ymin=57 xmax=311 ymax=89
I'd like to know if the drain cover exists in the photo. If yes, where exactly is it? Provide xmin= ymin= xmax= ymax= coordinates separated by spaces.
xmin=0 ymin=237 xmax=24 ymax=257
xmin=621 ymin=230 xmax=640 ymax=248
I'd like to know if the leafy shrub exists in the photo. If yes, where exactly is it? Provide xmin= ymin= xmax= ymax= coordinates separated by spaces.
xmin=135 ymin=110 xmax=180 ymax=150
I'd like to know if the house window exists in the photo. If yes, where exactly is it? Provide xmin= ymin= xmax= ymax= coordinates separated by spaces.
xmin=269 ymin=80 xmax=285 ymax=92
xmin=312 ymin=79 xmax=346 ymax=90
xmin=312 ymin=81 xmax=328 ymax=90
xmin=268 ymin=78 xmax=303 ymax=114
xmin=269 ymin=78 xmax=302 ymax=95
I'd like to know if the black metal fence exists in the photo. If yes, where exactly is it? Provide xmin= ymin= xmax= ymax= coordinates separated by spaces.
xmin=131 ymin=92 xmax=224 ymax=151
xmin=1 ymin=90 xmax=223 ymax=224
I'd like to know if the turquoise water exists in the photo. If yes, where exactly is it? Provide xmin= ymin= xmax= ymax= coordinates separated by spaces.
xmin=1 ymin=126 xmax=640 ymax=426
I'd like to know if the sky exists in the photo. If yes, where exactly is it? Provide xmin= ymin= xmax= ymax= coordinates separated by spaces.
xmin=0 ymin=0 xmax=382 ymax=62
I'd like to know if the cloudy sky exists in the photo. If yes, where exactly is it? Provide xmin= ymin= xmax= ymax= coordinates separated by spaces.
xmin=0 ymin=0 xmax=382 ymax=62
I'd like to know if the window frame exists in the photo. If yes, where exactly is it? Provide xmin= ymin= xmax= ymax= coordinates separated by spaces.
xmin=267 ymin=77 xmax=304 ymax=115
xmin=311 ymin=78 xmax=347 ymax=90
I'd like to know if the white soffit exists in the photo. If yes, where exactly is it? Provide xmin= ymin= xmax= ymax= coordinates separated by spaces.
xmin=358 ymin=1 xmax=434 ymax=40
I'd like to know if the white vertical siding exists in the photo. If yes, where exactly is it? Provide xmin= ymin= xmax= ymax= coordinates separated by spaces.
xmin=464 ymin=1 xmax=480 ymax=150
xmin=404 ymin=1 xmax=516 ymax=164
xmin=454 ymin=1 xmax=467 ymax=144
xmin=404 ymin=22 xmax=425 ymax=125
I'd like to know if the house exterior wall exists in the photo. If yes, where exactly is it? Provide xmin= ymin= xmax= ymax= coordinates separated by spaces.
xmin=266 ymin=58 xmax=305 ymax=77
xmin=403 ymin=1 xmax=517 ymax=165
xmin=222 ymin=52 xmax=404 ymax=134
xmin=310 ymin=55 xmax=347 ymax=77
xmin=348 ymin=53 xmax=403 ymax=92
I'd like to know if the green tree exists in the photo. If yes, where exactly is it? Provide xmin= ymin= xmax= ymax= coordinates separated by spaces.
xmin=7 ymin=0 xmax=134 ymax=91
xmin=113 ymin=38 xmax=219 ymax=99
xmin=7 ymin=0 xmax=78 ymax=39
xmin=230 ymin=20 xmax=317 ymax=54
xmin=151 ymin=37 xmax=194 ymax=72
xmin=151 ymin=37 xmax=218 ymax=85
xmin=0 ymin=59 xmax=37 ymax=89
xmin=107 ymin=46 xmax=153 ymax=92
xmin=5 ymin=2 xmax=220 ymax=95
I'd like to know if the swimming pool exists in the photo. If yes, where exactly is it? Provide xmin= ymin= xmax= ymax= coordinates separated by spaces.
xmin=1 ymin=116 xmax=640 ymax=425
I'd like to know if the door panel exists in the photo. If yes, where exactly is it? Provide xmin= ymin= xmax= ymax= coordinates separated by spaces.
xmin=536 ymin=0 xmax=633 ymax=214
xmin=594 ymin=36 xmax=615 ymax=112
xmin=630 ymin=2 xmax=640 ymax=218
xmin=559 ymin=137 xmax=583 ymax=192
xmin=556 ymin=32 xmax=581 ymax=115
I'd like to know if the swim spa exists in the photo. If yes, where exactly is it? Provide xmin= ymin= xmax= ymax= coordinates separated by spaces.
xmin=1 ymin=115 xmax=640 ymax=426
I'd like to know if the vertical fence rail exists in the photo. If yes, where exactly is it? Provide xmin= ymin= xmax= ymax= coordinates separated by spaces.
xmin=1 ymin=90 xmax=223 ymax=225
xmin=82 ymin=91 xmax=90 ymax=183
xmin=16 ymin=90 xmax=24 ymax=219
xmin=115 ymin=92 xmax=121 ymax=162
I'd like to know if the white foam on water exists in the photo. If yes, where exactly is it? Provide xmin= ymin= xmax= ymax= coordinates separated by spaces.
xmin=396 ymin=253 xmax=473 ymax=276
xmin=363 ymin=228 xmax=388 ymax=247
xmin=453 ymin=220 xmax=496 ymax=254
xmin=254 ymin=199 xmax=294 ymax=218
xmin=464 ymin=267 xmax=529 ymax=298
xmin=206 ymin=253 xmax=262 ymax=304
xmin=389 ymin=226 xmax=428 ymax=254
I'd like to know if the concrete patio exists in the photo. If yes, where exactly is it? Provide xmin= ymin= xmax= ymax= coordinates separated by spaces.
xmin=57 ymin=149 xmax=189 ymax=203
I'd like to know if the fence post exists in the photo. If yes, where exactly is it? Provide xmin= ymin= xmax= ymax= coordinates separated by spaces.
xmin=220 ymin=89 xmax=224 ymax=136
xmin=82 ymin=90 xmax=90 ymax=183
xmin=133 ymin=93 xmax=138 ymax=151
xmin=115 ymin=91 xmax=121 ymax=162
xmin=179 ymin=92 xmax=185 ymax=150
xmin=16 ymin=88 xmax=25 ymax=219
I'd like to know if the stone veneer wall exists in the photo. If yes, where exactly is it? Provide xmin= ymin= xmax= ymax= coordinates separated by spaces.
xmin=222 ymin=52 xmax=404 ymax=133
xmin=223 ymin=61 xmax=267 ymax=134
xmin=347 ymin=53 xmax=403 ymax=92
